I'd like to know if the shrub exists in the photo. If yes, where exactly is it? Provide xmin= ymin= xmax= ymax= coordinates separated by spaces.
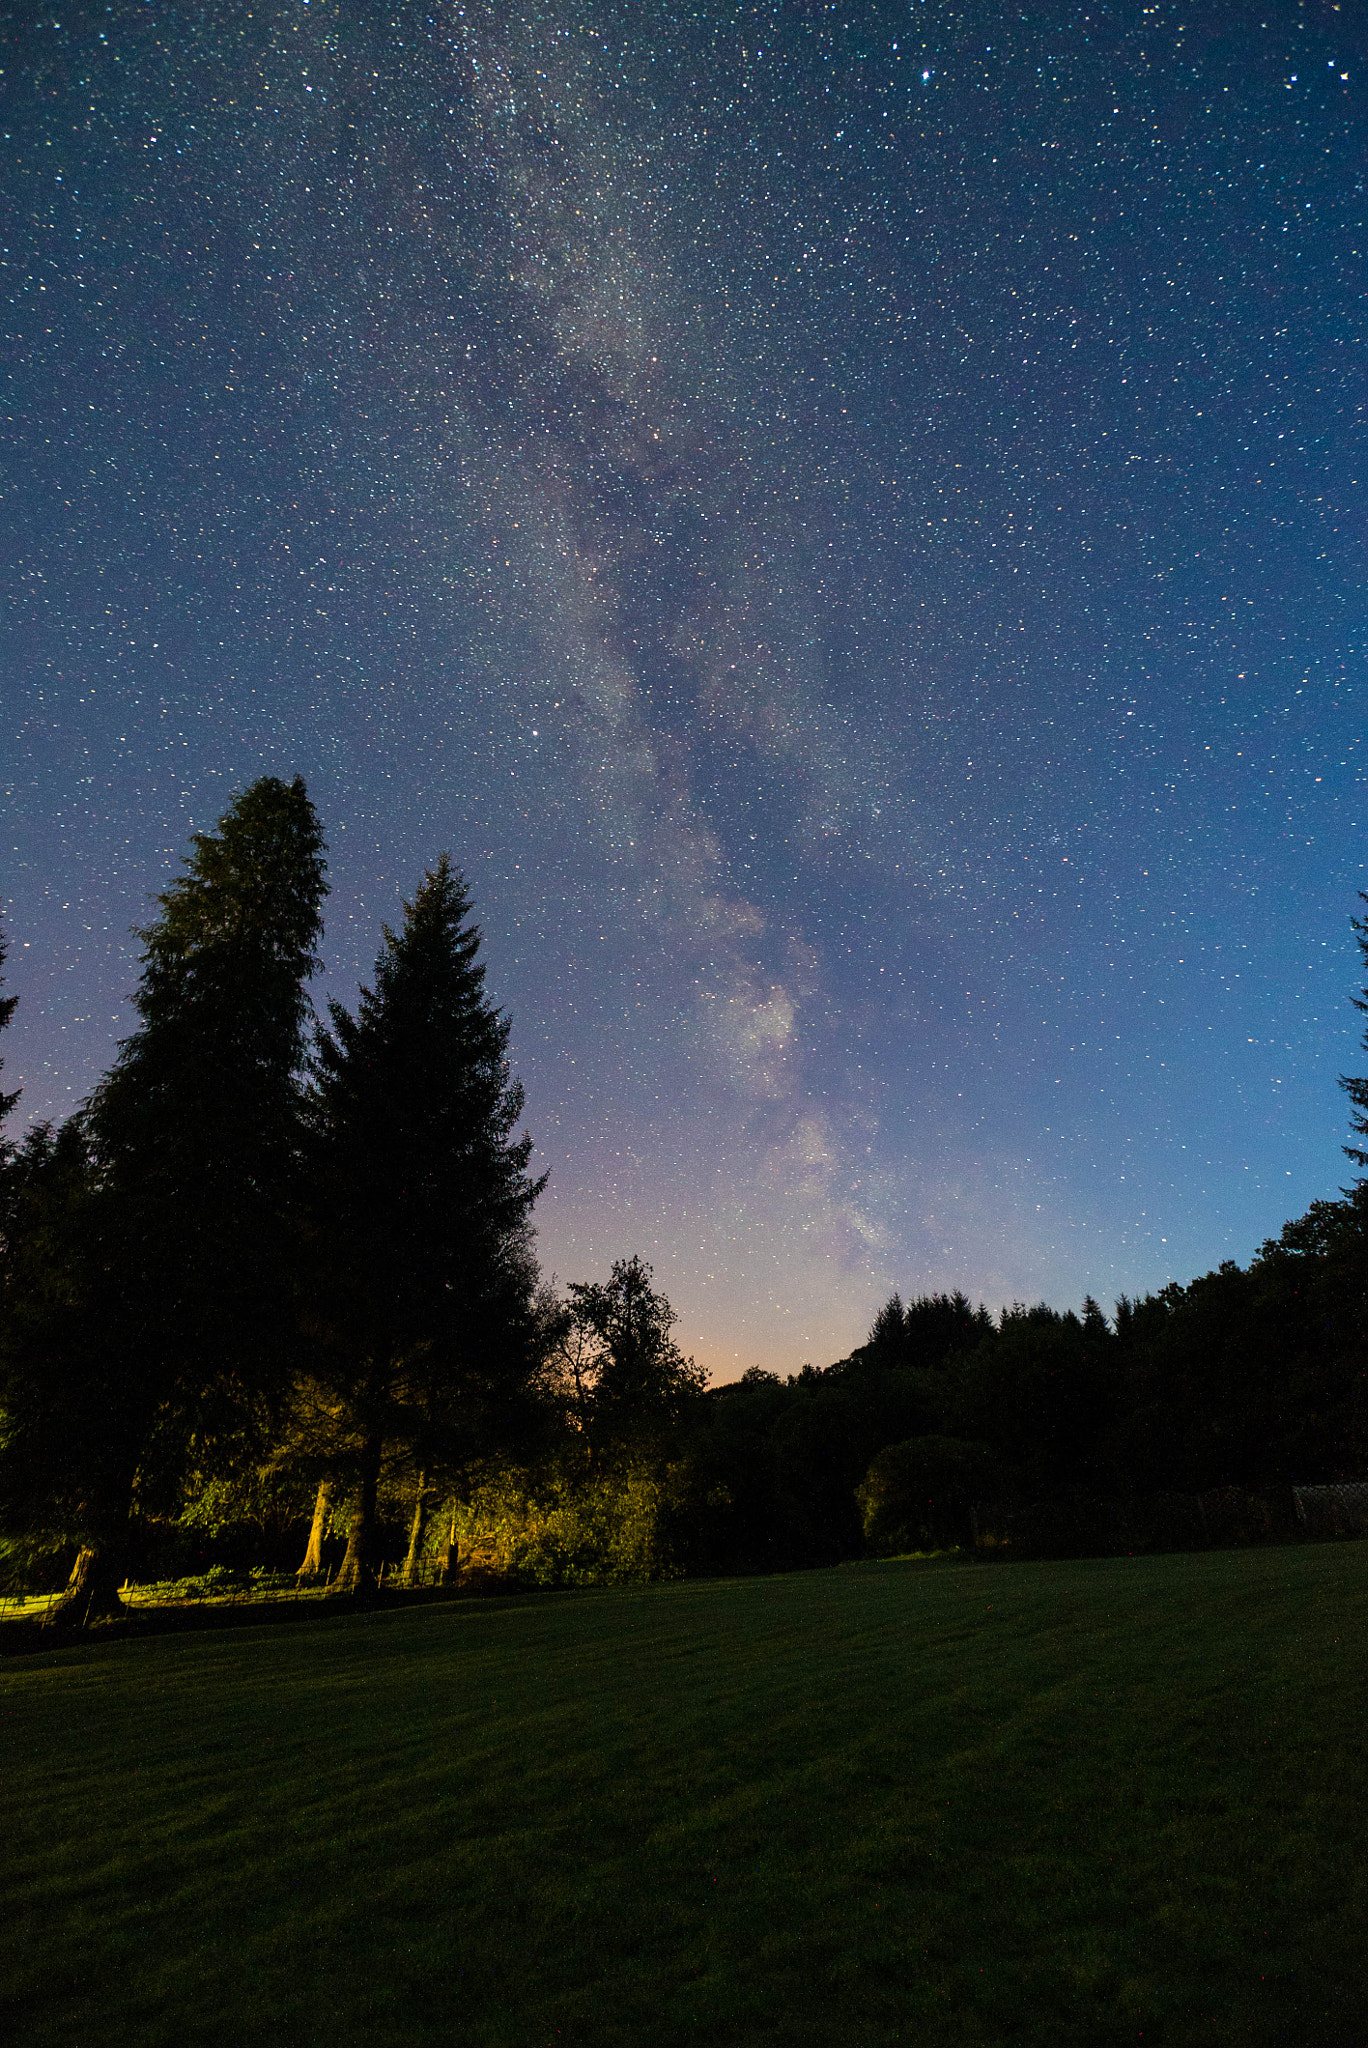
xmin=441 ymin=1456 xmax=683 ymax=1588
xmin=856 ymin=1436 xmax=998 ymax=1555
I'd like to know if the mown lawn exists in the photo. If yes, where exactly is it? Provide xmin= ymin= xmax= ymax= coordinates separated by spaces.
xmin=3 ymin=1543 xmax=1366 ymax=2046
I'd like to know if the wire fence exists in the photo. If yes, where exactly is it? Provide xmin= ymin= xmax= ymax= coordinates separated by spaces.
xmin=1292 ymin=1483 xmax=1368 ymax=1536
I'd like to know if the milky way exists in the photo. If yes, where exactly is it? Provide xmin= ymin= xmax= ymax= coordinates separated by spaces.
xmin=5 ymin=2 xmax=1365 ymax=1375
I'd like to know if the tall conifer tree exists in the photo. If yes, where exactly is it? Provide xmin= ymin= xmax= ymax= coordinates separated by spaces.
xmin=0 ymin=777 xmax=326 ymax=1620
xmin=304 ymin=857 xmax=547 ymax=1590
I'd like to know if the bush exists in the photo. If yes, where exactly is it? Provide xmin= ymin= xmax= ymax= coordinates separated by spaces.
xmin=856 ymin=1436 xmax=998 ymax=1555
xmin=441 ymin=1456 xmax=683 ymax=1588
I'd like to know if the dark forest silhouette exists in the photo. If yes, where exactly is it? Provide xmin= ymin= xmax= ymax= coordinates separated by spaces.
xmin=3 ymin=780 xmax=1367 ymax=1621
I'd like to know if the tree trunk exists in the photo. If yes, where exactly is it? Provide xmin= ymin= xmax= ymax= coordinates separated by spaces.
xmin=296 ymin=1475 xmax=335 ymax=1580
xmin=333 ymin=1429 xmax=382 ymax=1592
xmin=44 ymin=1542 xmax=128 ymax=1626
xmin=403 ymin=1474 xmax=429 ymax=1586
xmin=438 ymin=1504 xmax=459 ymax=1582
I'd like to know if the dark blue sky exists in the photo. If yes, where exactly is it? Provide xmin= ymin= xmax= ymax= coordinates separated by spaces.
xmin=5 ymin=0 xmax=1365 ymax=1377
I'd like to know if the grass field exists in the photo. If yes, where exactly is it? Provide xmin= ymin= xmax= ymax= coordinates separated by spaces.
xmin=4 ymin=1544 xmax=1367 ymax=2047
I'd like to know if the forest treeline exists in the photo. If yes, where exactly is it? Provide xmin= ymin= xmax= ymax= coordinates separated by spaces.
xmin=2 ymin=778 xmax=1367 ymax=1622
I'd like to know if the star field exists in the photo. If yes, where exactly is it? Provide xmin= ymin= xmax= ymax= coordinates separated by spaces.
xmin=4 ymin=0 xmax=1365 ymax=1377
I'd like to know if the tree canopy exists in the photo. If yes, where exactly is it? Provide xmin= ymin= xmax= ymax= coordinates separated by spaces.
xmin=557 ymin=1255 xmax=706 ymax=1452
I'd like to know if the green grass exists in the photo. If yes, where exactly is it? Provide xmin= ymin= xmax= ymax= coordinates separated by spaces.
xmin=3 ymin=1545 xmax=1366 ymax=2046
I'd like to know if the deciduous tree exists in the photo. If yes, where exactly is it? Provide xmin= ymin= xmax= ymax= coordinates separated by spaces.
xmin=561 ymin=1255 xmax=705 ymax=1454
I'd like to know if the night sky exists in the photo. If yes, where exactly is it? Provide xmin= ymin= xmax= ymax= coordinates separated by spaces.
xmin=5 ymin=1 xmax=1365 ymax=1379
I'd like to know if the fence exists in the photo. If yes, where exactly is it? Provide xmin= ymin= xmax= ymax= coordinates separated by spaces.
xmin=1292 ymin=1483 xmax=1368 ymax=1536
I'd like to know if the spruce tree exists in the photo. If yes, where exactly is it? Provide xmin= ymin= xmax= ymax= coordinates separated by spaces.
xmin=0 ymin=777 xmax=326 ymax=1621
xmin=304 ymin=857 xmax=547 ymax=1590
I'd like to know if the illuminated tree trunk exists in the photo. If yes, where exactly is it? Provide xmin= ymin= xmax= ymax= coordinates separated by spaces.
xmin=296 ymin=1476 xmax=334 ymax=1580
xmin=402 ymin=1473 xmax=429 ymax=1585
xmin=44 ymin=1540 xmax=127 ymax=1626
xmin=438 ymin=1504 xmax=459 ymax=1581
xmin=333 ymin=1429 xmax=382 ymax=1591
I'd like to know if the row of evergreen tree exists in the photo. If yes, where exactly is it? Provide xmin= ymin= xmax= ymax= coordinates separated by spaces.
xmin=0 ymin=779 xmax=698 ymax=1620
xmin=3 ymin=778 xmax=1367 ymax=1618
